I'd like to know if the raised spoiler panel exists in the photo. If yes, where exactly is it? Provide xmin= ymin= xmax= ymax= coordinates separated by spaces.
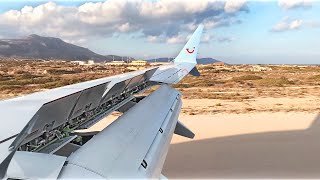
xmin=100 ymin=79 xmax=131 ymax=104
xmin=9 ymin=67 xmax=159 ymax=151
xmin=19 ymin=91 xmax=82 ymax=145
xmin=69 ymin=83 xmax=109 ymax=120
xmin=100 ymin=68 xmax=158 ymax=104
xmin=17 ymin=82 xmax=110 ymax=145
xmin=0 ymin=67 xmax=161 ymax=176
xmin=126 ymin=74 xmax=145 ymax=90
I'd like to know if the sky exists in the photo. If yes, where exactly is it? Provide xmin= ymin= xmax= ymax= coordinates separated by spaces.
xmin=0 ymin=0 xmax=319 ymax=64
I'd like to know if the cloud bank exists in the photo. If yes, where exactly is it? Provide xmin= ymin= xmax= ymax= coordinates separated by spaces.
xmin=278 ymin=0 xmax=313 ymax=10
xmin=0 ymin=0 xmax=248 ymax=44
xmin=271 ymin=17 xmax=303 ymax=32
xmin=271 ymin=16 xmax=320 ymax=32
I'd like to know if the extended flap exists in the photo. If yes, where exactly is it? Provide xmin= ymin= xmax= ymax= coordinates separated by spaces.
xmin=189 ymin=67 xmax=200 ymax=77
xmin=174 ymin=120 xmax=195 ymax=139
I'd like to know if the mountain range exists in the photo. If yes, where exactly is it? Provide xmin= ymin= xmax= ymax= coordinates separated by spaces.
xmin=0 ymin=35 xmax=110 ymax=62
xmin=0 ymin=34 xmax=222 ymax=64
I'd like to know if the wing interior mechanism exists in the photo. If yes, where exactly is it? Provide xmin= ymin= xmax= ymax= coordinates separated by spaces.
xmin=6 ymin=67 xmax=159 ymax=156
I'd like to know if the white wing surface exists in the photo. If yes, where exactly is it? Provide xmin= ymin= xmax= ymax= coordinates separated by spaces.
xmin=58 ymin=85 xmax=181 ymax=179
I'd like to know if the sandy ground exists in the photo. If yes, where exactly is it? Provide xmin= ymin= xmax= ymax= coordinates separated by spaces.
xmin=84 ymin=112 xmax=320 ymax=179
xmin=163 ymin=112 xmax=320 ymax=179
xmin=170 ymin=112 xmax=317 ymax=144
xmin=181 ymin=96 xmax=320 ymax=114
xmin=80 ymin=97 xmax=320 ymax=179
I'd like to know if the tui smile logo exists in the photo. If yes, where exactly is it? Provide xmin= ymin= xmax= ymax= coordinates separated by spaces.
xmin=186 ymin=47 xmax=195 ymax=54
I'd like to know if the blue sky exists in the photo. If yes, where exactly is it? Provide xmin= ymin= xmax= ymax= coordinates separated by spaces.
xmin=0 ymin=0 xmax=319 ymax=64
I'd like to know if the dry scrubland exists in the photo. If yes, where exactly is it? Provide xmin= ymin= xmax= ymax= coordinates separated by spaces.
xmin=2 ymin=60 xmax=320 ymax=114
xmin=2 ymin=60 xmax=320 ymax=112
xmin=172 ymin=65 xmax=320 ymax=114
xmin=0 ymin=59 xmax=130 ymax=99
xmin=3 ymin=60 xmax=320 ymax=178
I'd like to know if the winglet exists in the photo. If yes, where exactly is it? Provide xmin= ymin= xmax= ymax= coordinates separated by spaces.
xmin=174 ymin=120 xmax=195 ymax=139
xmin=174 ymin=24 xmax=204 ymax=64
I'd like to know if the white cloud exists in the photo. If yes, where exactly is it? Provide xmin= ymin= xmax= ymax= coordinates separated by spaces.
xmin=0 ymin=0 xmax=247 ymax=45
xmin=217 ymin=36 xmax=234 ymax=43
xmin=225 ymin=0 xmax=247 ymax=13
xmin=278 ymin=0 xmax=313 ymax=10
xmin=147 ymin=33 xmax=232 ymax=44
xmin=201 ymin=34 xmax=212 ymax=43
xmin=290 ymin=20 xmax=303 ymax=29
xmin=271 ymin=17 xmax=320 ymax=32
xmin=271 ymin=18 xmax=303 ymax=32
xmin=166 ymin=35 xmax=187 ymax=44
xmin=146 ymin=35 xmax=159 ymax=43
xmin=118 ymin=22 xmax=131 ymax=32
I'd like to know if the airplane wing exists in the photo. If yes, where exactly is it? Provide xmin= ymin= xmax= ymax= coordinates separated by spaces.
xmin=0 ymin=24 xmax=203 ymax=179
xmin=150 ymin=24 xmax=203 ymax=84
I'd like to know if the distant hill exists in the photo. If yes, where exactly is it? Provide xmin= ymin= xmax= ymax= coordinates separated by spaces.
xmin=197 ymin=57 xmax=221 ymax=64
xmin=0 ymin=34 xmax=109 ymax=62
xmin=147 ymin=57 xmax=222 ymax=65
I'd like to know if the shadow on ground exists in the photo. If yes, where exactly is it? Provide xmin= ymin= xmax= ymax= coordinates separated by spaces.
xmin=163 ymin=114 xmax=320 ymax=179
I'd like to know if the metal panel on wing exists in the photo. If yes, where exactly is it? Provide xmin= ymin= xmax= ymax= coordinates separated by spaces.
xmin=17 ymin=82 xmax=109 ymax=145
xmin=6 ymin=151 xmax=66 ymax=179
xmin=21 ymin=91 xmax=82 ymax=144
xmin=100 ymin=79 xmax=131 ymax=104
xmin=100 ymin=68 xmax=158 ymax=105
xmin=126 ymin=68 xmax=159 ymax=90
xmin=69 ymin=82 xmax=109 ymax=119
xmin=124 ymin=74 xmax=145 ymax=91
xmin=144 ymin=67 xmax=159 ymax=80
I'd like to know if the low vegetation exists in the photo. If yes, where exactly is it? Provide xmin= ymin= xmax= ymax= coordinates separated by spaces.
xmin=232 ymin=75 xmax=263 ymax=81
xmin=1 ymin=60 xmax=320 ymax=104
xmin=0 ymin=59 xmax=125 ymax=97
xmin=255 ymin=77 xmax=294 ymax=87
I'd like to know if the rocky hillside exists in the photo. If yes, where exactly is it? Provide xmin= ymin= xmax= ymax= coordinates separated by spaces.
xmin=0 ymin=34 xmax=107 ymax=61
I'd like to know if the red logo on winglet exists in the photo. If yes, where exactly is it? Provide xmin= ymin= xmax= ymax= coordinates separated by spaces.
xmin=186 ymin=47 xmax=195 ymax=54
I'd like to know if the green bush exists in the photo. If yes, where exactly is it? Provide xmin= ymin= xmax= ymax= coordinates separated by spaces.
xmin=256 ymin=77 xmax=294 ymax=87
